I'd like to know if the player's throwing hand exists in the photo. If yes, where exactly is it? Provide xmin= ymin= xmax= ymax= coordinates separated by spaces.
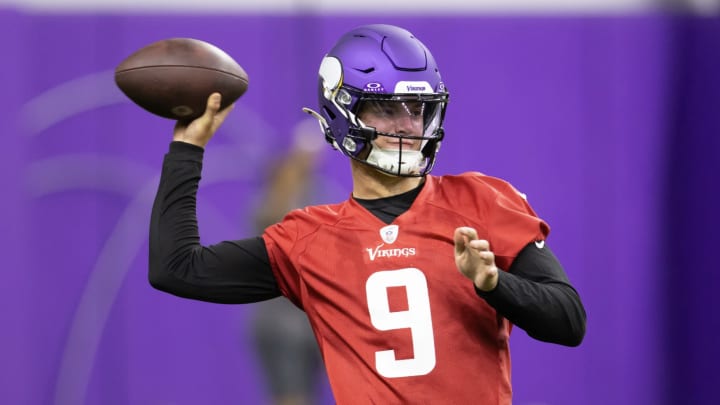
xmin=454 ymin=227 xmax=499 ymax=292
xmin=173 ymin=93 xmax=235 ymax=148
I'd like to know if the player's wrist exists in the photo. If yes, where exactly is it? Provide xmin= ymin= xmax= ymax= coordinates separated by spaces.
xmin=168 ymin=141 xmax=206 ymax=157
xmin=474 ymin=271 xmax=499 ymax=292
xmin=172 ymin=135 xmax=208 ymax=149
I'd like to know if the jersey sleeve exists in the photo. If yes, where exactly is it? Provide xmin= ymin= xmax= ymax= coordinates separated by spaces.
xmin=476 ymin=175 xmax=550 ymax=270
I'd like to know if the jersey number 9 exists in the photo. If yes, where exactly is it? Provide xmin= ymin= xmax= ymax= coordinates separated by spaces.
xmin=365 ymin=268 xmax=436 ymax=378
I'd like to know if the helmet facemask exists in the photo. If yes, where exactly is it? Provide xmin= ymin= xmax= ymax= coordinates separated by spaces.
xmin=348 ymin=95 xmax=446 ymax=177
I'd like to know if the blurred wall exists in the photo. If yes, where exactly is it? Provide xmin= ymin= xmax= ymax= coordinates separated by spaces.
xmin=1 ymin=4 xmax=719 ymax=405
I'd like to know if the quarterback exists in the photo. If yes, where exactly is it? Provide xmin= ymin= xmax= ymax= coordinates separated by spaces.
xmin=149 ymin=24 xmax=586 ymax=404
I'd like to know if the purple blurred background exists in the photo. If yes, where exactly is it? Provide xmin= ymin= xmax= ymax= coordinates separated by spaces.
xmin=2 ymin=9 xmax=719 ymax=405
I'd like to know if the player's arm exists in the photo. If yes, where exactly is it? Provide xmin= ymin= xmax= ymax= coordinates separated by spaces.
xmin=148 ymin=141 xmax=281 ymax=304
xmin=477 ymin=242 xmax=587 ymax=347
xmin=148 ymin=93 xmax=281 ymax=304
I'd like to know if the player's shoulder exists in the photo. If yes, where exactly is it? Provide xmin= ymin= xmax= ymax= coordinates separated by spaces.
xmin=265 ymin=200 xmax=352 ymax=244
xmin=429 ymin=172 xmax=527 ymax=201
xmin=282 ymin=200 xmax=353 ymax=228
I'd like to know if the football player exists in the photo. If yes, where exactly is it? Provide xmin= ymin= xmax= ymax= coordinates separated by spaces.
xmin=150 ymin=24 xmax=586 ymax=404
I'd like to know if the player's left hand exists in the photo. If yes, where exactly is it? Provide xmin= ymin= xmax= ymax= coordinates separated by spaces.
xmin=454 ymin=227 xmax=499 ymax=292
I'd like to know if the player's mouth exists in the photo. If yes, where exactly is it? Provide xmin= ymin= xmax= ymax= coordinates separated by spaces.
xmin=386 ymin=140 xmax=417 ymax=150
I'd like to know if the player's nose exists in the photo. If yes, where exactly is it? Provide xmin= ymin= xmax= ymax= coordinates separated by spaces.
xmin=394 ymin=115 xmax=419 ymax=135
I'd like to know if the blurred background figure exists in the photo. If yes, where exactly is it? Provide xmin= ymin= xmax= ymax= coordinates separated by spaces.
xmin=248 ymin=118 xmax=331 ymax=405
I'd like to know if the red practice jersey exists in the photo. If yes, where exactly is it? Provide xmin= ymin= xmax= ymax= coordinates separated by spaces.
xmin=262 ymin=172 xmax=549 ymax=404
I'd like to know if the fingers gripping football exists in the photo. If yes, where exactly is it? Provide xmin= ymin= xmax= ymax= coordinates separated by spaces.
xmin=454 ymin=227 xmax=499 ymax=292
xmin=173 ymin=93 xmax=234 ymax=148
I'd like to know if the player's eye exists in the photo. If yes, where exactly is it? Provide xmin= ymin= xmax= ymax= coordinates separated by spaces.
xmin=402 ymin=102 xmax=424 ymax=117
xmin=371 ymin=103 xmax=400 ymax=118
xmin=382 ymin=107 xmax=397 ymax=116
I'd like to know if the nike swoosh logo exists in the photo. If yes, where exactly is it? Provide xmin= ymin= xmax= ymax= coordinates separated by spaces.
xmin=534 ymin=240 xmax=545 ymax=249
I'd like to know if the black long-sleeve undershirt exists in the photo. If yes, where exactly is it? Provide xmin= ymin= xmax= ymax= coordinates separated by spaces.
xmin=149 ymin=141 xmax=586 ymax=347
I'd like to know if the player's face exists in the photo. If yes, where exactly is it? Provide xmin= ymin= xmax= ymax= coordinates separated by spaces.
xmin=358 ymin=100 xmax=424 ymax=151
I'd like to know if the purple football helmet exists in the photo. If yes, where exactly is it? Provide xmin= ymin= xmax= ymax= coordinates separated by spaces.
xmin=303 ymin=24 xmax=449 ymax=177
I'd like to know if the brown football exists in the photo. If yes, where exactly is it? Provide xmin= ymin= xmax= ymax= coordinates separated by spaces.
xmin=115 ymin=38 xmax=248 ymax=121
